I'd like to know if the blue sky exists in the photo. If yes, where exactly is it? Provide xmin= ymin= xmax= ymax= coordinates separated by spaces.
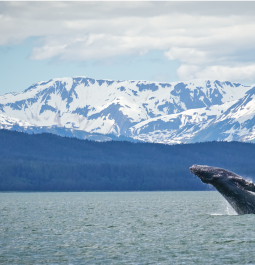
xmin=0 ymin=37 xmax=180 ymax=94
xmin=1 ymin=2 xmax=255 ymax=94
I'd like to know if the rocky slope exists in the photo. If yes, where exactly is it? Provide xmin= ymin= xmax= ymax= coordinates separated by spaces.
xmin=0 ymin=76 xmax=254 ymax=143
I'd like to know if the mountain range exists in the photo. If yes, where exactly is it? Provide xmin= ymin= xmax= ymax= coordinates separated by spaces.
xmin=1 ymin=76 xmax=255 ymax=144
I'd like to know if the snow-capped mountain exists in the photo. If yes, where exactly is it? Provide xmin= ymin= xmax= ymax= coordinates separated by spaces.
xmin=0 ymin=76 xmax=255 ymax=144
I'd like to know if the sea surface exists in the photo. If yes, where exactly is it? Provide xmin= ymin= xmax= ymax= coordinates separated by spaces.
xmin=1 ymin=191 xmax=255 ymax=264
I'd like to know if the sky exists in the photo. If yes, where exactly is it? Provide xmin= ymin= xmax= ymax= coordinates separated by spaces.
xmin=1 ymin=1 xmax=255 ymax=94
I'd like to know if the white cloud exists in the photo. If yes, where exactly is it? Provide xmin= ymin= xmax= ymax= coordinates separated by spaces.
xmin=177 ymin=64 xmax=255 ymax=83
xmin=165 ymin=48 xmax=208 ymax=65
xmin=1 ymin=2 xmax=255 ymax=82
xmin=177 ymin=65 xmax=200 ymax=81
xmin=198 ymin=65 xmax=255 ymax=83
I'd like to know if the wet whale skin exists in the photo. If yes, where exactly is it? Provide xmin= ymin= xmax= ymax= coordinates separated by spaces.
xmin=190 ymin=164 xmax=255 ymax=215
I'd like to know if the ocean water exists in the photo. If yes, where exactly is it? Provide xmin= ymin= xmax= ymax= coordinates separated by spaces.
xmin=0 ymin=191 xmax=255 ymax=264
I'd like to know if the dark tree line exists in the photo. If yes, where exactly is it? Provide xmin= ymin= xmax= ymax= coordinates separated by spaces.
xmin=0 ymin=129 xmax=255 ymax=191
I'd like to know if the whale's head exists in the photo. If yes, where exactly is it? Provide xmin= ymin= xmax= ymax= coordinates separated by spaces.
xmin=189 ymin=164 xmax=223 ymax=184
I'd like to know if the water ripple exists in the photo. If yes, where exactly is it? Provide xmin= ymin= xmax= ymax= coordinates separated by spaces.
xmin=1 ymin=191 xmax=255 ymax=264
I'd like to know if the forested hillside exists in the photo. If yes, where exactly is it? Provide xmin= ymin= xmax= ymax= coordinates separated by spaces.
xmin=1 ymin=129 xmax=255 ymax=191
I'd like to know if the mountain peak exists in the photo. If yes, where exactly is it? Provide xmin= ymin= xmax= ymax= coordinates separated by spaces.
xmin=0 ymin=77 xmax=254 ymax=144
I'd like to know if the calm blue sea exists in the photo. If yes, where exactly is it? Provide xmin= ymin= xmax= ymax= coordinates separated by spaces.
xmin=1 ymin=191 xmax=255 ymax=264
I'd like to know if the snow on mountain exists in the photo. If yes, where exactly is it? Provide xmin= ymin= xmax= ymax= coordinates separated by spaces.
xmin=0 ymin=114 xmax=138 ymax=142
xmin=0 ymin=114 xmax=33 ymax=130
xmin=0 ymin=76 xmax=254 ymax=143
xmin=129 ymin=101 xmax=237 ymax=144
xmin=190 ymin=86 xmax=255 ymax=143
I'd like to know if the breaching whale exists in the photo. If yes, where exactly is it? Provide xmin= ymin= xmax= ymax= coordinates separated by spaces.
xmin=190 ymin=164 xmax=255 ymax=215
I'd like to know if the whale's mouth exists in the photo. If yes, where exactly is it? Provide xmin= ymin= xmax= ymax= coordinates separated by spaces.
xmin=190 ymin=164 xmax=214 ymax=184
xmin=189 ymin=164 xmax=200 ymax=175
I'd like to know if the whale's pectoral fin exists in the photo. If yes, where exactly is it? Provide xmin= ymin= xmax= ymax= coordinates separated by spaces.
xmin=234 ymin=178 xmax=255 ymax=193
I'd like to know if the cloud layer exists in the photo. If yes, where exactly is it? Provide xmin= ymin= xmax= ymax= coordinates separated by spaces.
xmin=1 ymin=2 xmax=255 ymax=82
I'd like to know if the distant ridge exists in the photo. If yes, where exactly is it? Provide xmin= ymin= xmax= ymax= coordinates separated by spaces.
xmin=1 ymin=129 xmax=255 ymax=191
xmin=0 ymin=76 xmax=255 ymax=144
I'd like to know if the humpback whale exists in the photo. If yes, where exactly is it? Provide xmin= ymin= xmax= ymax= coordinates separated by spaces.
xmin=190 ymin=164 xmax=255 ymax=215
